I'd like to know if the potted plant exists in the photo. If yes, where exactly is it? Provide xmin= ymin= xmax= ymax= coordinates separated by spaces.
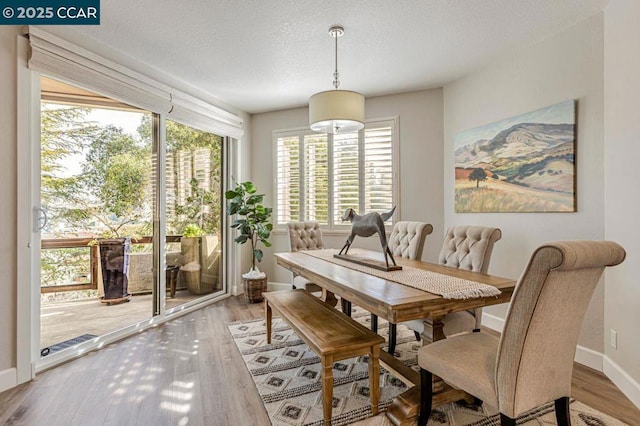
xmin=225 ymin=181 xmax=273 ymax=303
xmin=180 ymin=223 xmax=208 ymax=294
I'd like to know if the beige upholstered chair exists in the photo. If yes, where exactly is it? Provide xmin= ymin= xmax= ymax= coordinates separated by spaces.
xmin=370 ymin=221 xmax=433 ymax=353
xmin=287 ymin=221 xmax=324 ymax=293
xmin=403 ymin=225 xmax=502 ymax=343
xmin=418 ymin=240 xmax=626 ymax=426
xmin=388 ymin=221 xmax=433 ymax=260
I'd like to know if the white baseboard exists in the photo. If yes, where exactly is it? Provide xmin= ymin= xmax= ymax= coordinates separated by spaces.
xmin=268 ymin=281 xmax=293 ymax=291
xmin=480 ymin=312 xmax=505 ymax=333
xmin=481 ymin=313 xmax=604 ymax=372
xmin=0 ymin=368 xmax=17 ymax=393
xmin=574 ymin=345 xmax=604 ymax=371
xmin=231 ymin=280 xmax=242 ymax=296
xmin=233 ymin=281 xmax=291 ymax=294
xmin=604 ymin=356 xmax=640 ymax=409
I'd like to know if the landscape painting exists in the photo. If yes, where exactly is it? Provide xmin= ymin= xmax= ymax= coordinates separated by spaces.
xmin=454 ymin=100 xmax=576 ymax=213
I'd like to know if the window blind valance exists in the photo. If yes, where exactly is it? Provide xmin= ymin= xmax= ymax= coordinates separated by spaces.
xmin=26 ymin=26 xmax=244 ymax=138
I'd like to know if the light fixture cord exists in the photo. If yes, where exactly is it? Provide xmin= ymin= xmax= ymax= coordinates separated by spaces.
xmin=333 ymin=31 xmax=340 ymax=89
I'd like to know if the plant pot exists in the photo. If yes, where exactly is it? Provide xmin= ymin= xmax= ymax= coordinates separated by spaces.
xmin=181 ymin=262 xmax=203 ymax=294
xmin=180 ymin=236 xmax=200 ymax=265
xmin=243 ymin=275 xmax=267 ymax=303
xmin=98 ymin=237 xmax=131 ymax=304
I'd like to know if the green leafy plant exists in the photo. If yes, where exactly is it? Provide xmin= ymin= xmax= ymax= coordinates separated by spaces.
xmin=183 ymin=223 xmax=205 ymax=238
xmin=225 ymin=181 xmax=273 ymax=272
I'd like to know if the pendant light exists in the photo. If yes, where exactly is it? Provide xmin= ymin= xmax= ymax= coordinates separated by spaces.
xmin=309 ymin=26 xmax=365 ymax=134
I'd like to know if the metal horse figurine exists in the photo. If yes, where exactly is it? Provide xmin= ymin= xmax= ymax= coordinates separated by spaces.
xmin=339 ymin=206 xmax=397 ymax=268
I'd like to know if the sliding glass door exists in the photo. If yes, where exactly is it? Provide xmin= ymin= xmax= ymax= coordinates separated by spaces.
xmin=37 ymin=77 xmax=226 ymax=360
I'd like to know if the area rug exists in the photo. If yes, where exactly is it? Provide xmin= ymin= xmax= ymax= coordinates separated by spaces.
xmin=227 ymin=306 xmax=627 ymax=426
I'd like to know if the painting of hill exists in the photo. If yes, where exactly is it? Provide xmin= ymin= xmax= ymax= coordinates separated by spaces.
xmin=454 ymin=100 xmax=575 ymax=212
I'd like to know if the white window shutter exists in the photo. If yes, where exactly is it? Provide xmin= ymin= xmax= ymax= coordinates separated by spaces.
xmin=303 ymin=135 xmax=329 ymax=224
xmin=364 ymin=125 xmax=394 ymax=214
xmin=274 ymin=117 xmax=397 ymax=228
xmin=276 ymin=136 xmax=301 ymax=223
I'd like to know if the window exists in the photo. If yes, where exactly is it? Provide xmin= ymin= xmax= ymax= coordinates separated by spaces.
xmin=274 ymin=118 xmax=398 ymax=230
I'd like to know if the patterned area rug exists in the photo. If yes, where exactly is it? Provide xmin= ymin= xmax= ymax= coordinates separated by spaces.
xmin=227 ymin=305 xmax=627 ymax=426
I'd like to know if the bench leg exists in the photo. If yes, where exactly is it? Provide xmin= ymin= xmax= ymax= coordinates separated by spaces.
xmin=368 ymin=345 xmax=380 ymax=415
xmin=321 ymin=356 xmax=334 ymax=425
xmin=265 ymin=300 xmax=272 ymax=344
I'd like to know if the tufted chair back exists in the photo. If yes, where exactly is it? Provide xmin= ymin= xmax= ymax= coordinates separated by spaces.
xmin=438 ymin=225 xmax=502 ymax=273
xmin=388 ymin=221 xmax=434 ymax=260
xmin=287 ymin=221 xmax=324 ymax=293
xmin=287 ymin=221 xmax=324 ymax=252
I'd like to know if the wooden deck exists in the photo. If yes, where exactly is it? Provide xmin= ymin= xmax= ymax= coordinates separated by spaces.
xmin=40 ymin=291 xmax=203 ymax=349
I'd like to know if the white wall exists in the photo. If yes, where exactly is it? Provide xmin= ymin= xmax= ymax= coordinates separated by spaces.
xmin=603 ymin=0 xmax=640 ymax=404
xmin=249 ymin=89 xmax=444 ymax=284
xmin=443 ymin=15 xmax=606 ymax=352
xmin=0 ymin=26 xmax=21 ymax=378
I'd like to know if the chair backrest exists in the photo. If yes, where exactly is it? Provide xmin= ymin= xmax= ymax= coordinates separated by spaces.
xmin=388 ymin=221 xmax=433 ymax=260
xmin=496 ymin=240 xmax=626 ymax=418
xmin=438 ymin=225 xmax=502 ymax=273
xmin=287 ymin=221 xmax=324 ymax=252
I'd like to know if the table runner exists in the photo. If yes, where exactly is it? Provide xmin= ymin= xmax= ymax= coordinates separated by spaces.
xmin=301 ymin=248 xmax=501 ymax=300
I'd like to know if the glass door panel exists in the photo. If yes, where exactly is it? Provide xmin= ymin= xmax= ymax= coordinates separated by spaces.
xmin=39 ymin=76 xmax=155 ymax=356
xmin=165 ymin=120 xmax=224 ymax=308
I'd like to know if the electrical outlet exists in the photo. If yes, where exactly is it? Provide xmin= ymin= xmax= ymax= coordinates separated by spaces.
xmin=610 ymin=329 xmax=618 ymax=349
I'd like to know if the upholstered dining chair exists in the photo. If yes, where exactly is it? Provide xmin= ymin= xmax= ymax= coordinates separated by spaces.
xmin=417 ymin=240 xmax=626 ymax=426
xmin=287 ymin=221 xmax=324 ymax=294
xmin=369 ymin=221 xmax=433 ymax=353
xmin=402 ymin=225 xmax=502 ymax=344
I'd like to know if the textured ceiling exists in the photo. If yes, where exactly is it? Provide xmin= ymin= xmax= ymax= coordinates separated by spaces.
xmin=46 ymin=0 xmax=608 ymax=114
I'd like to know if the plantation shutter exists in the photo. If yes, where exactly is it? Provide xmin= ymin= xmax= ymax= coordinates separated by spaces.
xmin=274 ymin=117 xmax=397 ymax=229
xmin=363 ymin=123 xmax=394 ymax=214
xmin=303 ymin=134 xmax=329 ymax=224
xmin=276 ymin=135 xmax=301 ymax=223
xmin=333 ymin=132 xmax=360 ymax=223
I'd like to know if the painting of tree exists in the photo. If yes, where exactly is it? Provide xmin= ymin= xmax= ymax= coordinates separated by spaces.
xmin=454 ymin=100 xmax=576 ymax=212
xmin=468 ymin=168 xmax=487 ymax=188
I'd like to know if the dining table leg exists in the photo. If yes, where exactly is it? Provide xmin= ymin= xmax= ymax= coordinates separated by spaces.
xmin=322 ymin=289 xmax=339 ymax=307
xmin=386 ymin=314 xmax=456 ymax=425
xmin=341 ymin=299 xmax=352 ymax=316
xmin=265 ymin=299 xmax=272 ymax=344
xmin=387 ymin=323 xmax=397 ymax=355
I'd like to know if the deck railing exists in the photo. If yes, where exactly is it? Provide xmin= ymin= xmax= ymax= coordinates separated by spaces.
xmin=40 ymin=236 xmax=182 ymax=293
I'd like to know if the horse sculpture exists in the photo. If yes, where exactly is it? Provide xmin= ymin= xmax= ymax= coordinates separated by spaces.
xmin=339 ymin=206 xmax=397 ymax=268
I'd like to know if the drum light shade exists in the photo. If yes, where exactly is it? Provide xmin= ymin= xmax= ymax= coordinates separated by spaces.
xmin=309 ymin=90 xmax=365 ymax=134
xmin=309 ymin=26 xmax=365 ymax=135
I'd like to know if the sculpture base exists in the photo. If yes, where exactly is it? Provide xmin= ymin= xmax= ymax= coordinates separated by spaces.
xmin=334 ymin=254 xmax=402 ymax=272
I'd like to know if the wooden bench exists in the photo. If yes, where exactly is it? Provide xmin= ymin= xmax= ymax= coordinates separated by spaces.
xmin=264 ymin=289 xmax=385 ymax=425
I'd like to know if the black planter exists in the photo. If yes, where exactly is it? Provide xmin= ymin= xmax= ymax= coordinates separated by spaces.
xmin=99 ymin=237 xmax=131 ymax=302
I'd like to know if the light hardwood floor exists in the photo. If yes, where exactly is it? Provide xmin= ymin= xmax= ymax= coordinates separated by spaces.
xmin=1 ymin=296 xmax=639 ymax=425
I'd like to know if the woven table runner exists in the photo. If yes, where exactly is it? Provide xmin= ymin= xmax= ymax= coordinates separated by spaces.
xmin=301 ymin=248 xmax=501 ymax=300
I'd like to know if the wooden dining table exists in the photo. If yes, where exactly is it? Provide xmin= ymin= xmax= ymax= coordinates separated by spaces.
xmin=274 ymin=249 xmax=517 ymax=425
